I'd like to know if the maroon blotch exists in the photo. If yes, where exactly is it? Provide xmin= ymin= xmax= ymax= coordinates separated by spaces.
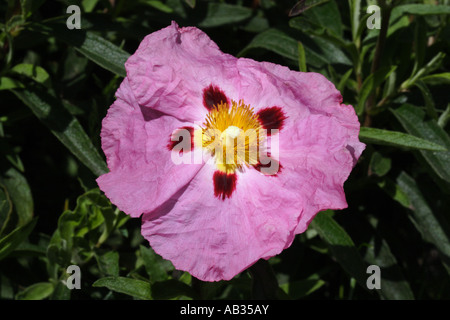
xmin=213 ymin=171 xmax=237 ymax=200
xmin=167 ymin=126 xmax=195 ymax=154
xmin=253 ymin=154 xmax=282 ymax=176
xmin=256 ymin=106 xmax=287 ymax=135
xmin=203 ymin=84 xmax=229 ymax=111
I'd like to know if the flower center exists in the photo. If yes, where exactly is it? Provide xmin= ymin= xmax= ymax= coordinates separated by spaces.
xmin=201 ymin=100 xmax=264 ymax=173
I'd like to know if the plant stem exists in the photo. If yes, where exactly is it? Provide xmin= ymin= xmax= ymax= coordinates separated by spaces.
xmin=364 ymin=0 xmax=391 ymax=127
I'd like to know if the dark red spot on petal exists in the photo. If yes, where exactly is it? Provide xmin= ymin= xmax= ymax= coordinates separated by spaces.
xmin=167 ymin=126 xmax=194 ymax=155
xmin=213 ymin=171 xmax=237 ymax=200
xmin=256 ymin=106 xmax=287 ymax=135
xmin=254 ymin=154 xmax=282 ymax=176
xmin=203 ymin=84 xmax=229 ymax=111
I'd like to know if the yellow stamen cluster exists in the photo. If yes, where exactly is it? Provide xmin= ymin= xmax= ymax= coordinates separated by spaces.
xmin=201 ymin=100 xmax=264 ymax=173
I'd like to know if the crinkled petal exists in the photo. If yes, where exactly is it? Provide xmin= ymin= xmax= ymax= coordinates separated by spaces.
xmin=141 ymin=164 xmax=303 ymax=282
xmin=125 ymin=21 xmax=240 ymax=122
xmin=276 ymin=114 xmax=364 ymax=233
xmin=97 ymin=78 xmax=204 ymax=217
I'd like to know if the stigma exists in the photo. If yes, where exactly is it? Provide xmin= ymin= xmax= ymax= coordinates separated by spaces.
xmin=201 ymin=100 xmax=264 ymax=174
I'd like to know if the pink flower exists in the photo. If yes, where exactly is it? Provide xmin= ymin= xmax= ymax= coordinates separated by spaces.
xmin=96 ymin=22 xmax=365 ymax=282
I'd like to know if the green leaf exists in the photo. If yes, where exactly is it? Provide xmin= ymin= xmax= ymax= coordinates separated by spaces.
xmin=369 ymin=152 xmax=391 ymax=177
xmin=140 ymin=245 xmax=172 ymax=283
xmin=377 ymin=178 xmax=410 ymax=209
xmin=15 ymin=282 xmax=54 ymax=300
xmin=414 ymin=80 xmax=438 ymax=120
xmin=289 ymin=0 xmax=330 ymax=17
xmin=199 ymin=3 xmax=253 ymax=28
xmin=401 ymin=52 xmax=446 ymax=90
xmin=0 ymin=167 xmax=34 ymax=227
xmin=239 ymin=29 xmax=298 ymax=62
xmin=11 ymin=63 xmax=50 ymax=86
xmin=29 ymin=23 xmax=129 ymax=77
xmin=0 ymin=77 xmax=25 ymax=90
xmin=311 ymin=211 xmax=369 ymax=290
xmin=93 ymin=277 xmax=152 ymax=300
xmin=82 ymin=0 xmax=99 ymax=12
xmin=397 ymin=172 xmax=450 ymax=266
xmin=393 ymin=4 xmax=450 ymax=16
xmin=0 ymin=218 xmax=37 ymax=261
xmin=307 ymin=0 xmax=342 ymax=37
xmin=12 ymin=87 xmax=108 ymax=177
xmin=349 ymin=0 xmax=361 ymax=42
xmin=143 ymin=0 xmax=174 ymax=13
xmin=357 ymin=66 xmax=397 ymax=115
xmin=297 ymin=41 xmax=307 ymax=72
xmin=392 ymin=104 xmax=450 ymax=182
xmin=421 ymin=73 xmax=450 ymax=86
xmin=184 ymin=0 xmax=195 ymax=9
xmin=359 ymin=127 xmax=447 ymax=151
xmin=0 ymin=186 xmax=12 ymax=235
xmin=97 ymin=251 xmax=120 ymax=277
xmin=337 ymin=68 xmax=353 ymax=93
xmin=280 ymin=279 xmax=326 ymax=299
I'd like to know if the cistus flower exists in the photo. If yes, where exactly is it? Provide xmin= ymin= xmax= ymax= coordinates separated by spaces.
xmin=96 ymin=22 xmax=365 ymax=282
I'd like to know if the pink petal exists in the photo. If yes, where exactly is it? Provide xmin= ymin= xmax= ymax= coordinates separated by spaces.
xmin=97 ymin=78 xmax=204 ymax=217
xmin=125 ymin=21 xmax=239 ymax=122
xmin=141 ymin=164 xmax=304 ymax=282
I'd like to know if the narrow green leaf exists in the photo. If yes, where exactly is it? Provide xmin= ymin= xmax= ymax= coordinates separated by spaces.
xmin=297 ymin=42 xmax=307 ymax=72
xmin=144 ymin=0 xmax=174 ymax=13
xmin=10 ymin=63 xmax=50 ymax=86
xmin=12 ymin=87 xmax=108 ymax=177
xmin=280 ymin=279 xmax=326 ymax=299
xmin=397 ymin=172 xmax=450 ymax=266
xmin=337 ymin=68 xmax=353 ymax=93
xmin=392 ymin=104 xmax=450 ymax=182
xmin=82 ymin=0 xmax=99 ymax=12
xmin=438 ymin=104 xmax=450 ymax=129
xmin=377 ymin=178 xmax=410 ymax=209
xmin=93 ymin=277 xmax=152 ymax=300
xmin=393 ymin=4 xmax=450 ymax=16
xmin=311 ymin=211 xmax=368 ymax=289
xmin=239 ymin=29 xmax=298 ymax=61
xmin=16 ymin=282 xmax=54 ymax=300
xmin=289 ymin=0 xmax=330 ymax=17
xmin=0 ymin=218 xmax=37 ymax=261
xmin=357 ymin=66 xmax=397 ymax=115
xmin=359 ymin=127 xmax=447 ymax=151
xmin=401 ymin=52 xmax=446 ymax=90
xmin=29 ymin=23 xmax=129 ymax=77
xmin=421 ymin=73 xmax=450 ymax=86
xmin=349 ymin=0 xmax=361 ymax=42
xmin=415 ymin=80 xmax=438 ymax=120
xmin=184 ymin=0 xmax=196 ymax=9
xmin=0 ymin=186 xmax=12 ymax=236
xmin=199 ymin=3 xmax=253 ymax=28
xmin=0 ymin=77 xmax=25 ymax=90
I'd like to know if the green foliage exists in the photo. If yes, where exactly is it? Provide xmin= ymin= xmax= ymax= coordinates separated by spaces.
xmin=0 ymin=0 xmax=449 ymax=301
